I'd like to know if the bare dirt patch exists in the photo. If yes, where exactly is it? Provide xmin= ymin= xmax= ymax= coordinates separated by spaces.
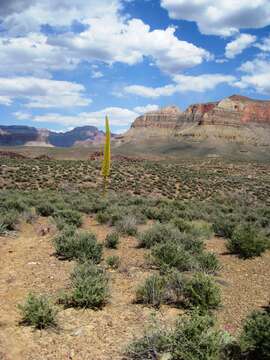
xmin=206 ymin=237 xmax=270 ymax=335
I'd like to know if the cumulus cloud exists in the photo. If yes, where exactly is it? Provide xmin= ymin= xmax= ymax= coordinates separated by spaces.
xmin=133 ymin=104 xmax=159 ymax=113
xmin=50 ymin=18 xmax=211 ymax=76
xmin=255 ymin=37 xmax=270 ymax=52
xmin=125 ymin=74 xmax=235 ymax=98
xmin=14 ymin=107 xmax=139 ymax=127
xmin=0 ymin=1 xmax=211 ymax=81
xmin=125 ymin=84 xmax=176 ymax=98
xmin=91 ymin=70 xmax=104 ymax=79
xmin=0 ymin=33 xmax=78 ymax=77
xmin=0 ymin=77 xmax=91 ymax=108
xmin=235 ymin=57 xmax=270 ymax=94
xmin=161 ymin=0 xmax=270 ymax=36
xmin=225 ymin=33 xmax=256 ymax=59
xmin=0 ymin=0 xmax=121 ymax=35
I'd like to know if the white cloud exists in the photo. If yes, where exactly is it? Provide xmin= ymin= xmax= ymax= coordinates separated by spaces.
xmin=0 ymin=33 xmax=78 ymax=77
xmin=125 ymin=73 xmax=235 ymax=98
xmin=125 ymin=84 xmax=177 ymax=98
xmin=14 ymin=107 xmax=139 ymax=127
xmin=133 ymin=104 xmax=159 ymax=113
xmin=255 ymin=37 xmax=270 ymax=52
xmin=50 ymin=18 xmax=211 ymax=76
xmin=0 ymin=96 xmax=12 ymax=106
xmin=0 ymin=0 xmax=121 ymax=35
xmin=225 ymin=33 xmax=256 ymax=59
xmin=235 ymin=57 xmax=270 ymax=94
xmin=91 ymin=70 xmax=104 ymax=79
xmin=161 ymin=0 xmax=270 ymax=36
xmin=0 ymin=77 xmax=91 ymax=108
xmin=0 ymin=1 xmax=211 ymax=81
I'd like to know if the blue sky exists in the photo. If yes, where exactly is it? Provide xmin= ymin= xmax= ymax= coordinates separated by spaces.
xmin=1 ymin=0 xmax=270 ymax=133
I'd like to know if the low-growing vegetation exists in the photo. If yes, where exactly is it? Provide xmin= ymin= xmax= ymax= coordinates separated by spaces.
xmin=60 ymin=262 xmax=109 ymax=309
xmin=18 ymin=293 xmax=57 ymax=329
xmin=53 ymin=227 xmax=103 ymax=263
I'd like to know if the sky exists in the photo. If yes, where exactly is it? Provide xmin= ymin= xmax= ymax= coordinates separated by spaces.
xmin=1 ymin=0 xmax=270 ymax=133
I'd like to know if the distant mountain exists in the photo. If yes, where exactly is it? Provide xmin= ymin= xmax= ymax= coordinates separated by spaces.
xmin=119 ymin=95 xmax=270 ymax=146
xmin=0 ymin=125 xmax=113 ymax=147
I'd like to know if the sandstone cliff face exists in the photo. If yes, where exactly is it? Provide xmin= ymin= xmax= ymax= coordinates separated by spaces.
xmin=179 ymin=95 xmax=270 ymax=127
xmin=126 ymin=95 xmax=270 ymax=145
xmin=131 ymin=106 xmax=182 ymax=129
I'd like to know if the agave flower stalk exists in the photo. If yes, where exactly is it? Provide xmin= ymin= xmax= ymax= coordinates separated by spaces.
xmin=102 ymin=115 xmax=111 ymax=195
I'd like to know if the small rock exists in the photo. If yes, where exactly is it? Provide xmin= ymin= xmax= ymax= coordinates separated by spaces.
xmin=71 ymin=328 xmax=84 ymax=337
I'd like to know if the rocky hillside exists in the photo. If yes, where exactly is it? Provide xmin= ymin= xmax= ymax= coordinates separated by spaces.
xmin=0 ymin=125 xmax=112 ymax=147
xmin=122 ymin=95 xmax=270 ymax=146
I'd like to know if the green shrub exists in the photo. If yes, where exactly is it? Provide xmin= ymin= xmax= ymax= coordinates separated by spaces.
xmin=171 ymin=312 xmax=225 ymax=360
xmin=178 ymin=233 xmax=204 ymax=255
xmin=4 ymin=198 xmax=26 ymax=212
xmin=240 ymin=307 xmax=270 ymax=359
xmin=105 ymin=231 xmax=120 ymax=249
xmin=126 ymin=327 xmax=170 ymax=359
xmin=116 ymin=215 xmax=137 ymax=236
xmin=171 ymin=218 xmax=193 ymax=232
xmin=53 ymin=228 xmax=102 ymax=263
xmin=150 ymin=241 xmax=194 ymax=272
xmin=36 ymin=202 xmax=55 ymax=216
xmin=227 ymin=224 xmax=269 ymax=259
xmin=165 ymin=270 xmax=185 ymax=305
xmin=0 ymin=209 xmax=19 ymax=231
xmin=61 ymin=262 xmax=109 ymax=309
xmin=195 ymin=252 xmax=220 ymax=274
xmin=126 ymin=312 xmax=228 ymax=360
xmin=183 ymin=273 xmax=221 ymax=310
xmin=106 ymin=255 xmax=120 ymax=269
xmin=190 ymin=221 xmax=214 ymax=240
xmin=135 ymin=274 xmax=165 ymax=307
xmin=213 ymin=216 xmax=236 ymax=238
xmin=138 ymin=223 xmax=180 ymax=248
xmin=54 ymin=209 xmax=82 ymax=228
xmin=18 ymin=293 xmax=57 ymax=329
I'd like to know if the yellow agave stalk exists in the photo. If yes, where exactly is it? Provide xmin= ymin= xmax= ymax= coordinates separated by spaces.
xmin=102 ymin=115 xmax=111 ymax=194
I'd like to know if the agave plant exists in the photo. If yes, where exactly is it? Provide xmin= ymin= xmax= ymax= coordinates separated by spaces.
xmin=102 ymin=115 xmax=111 ymax=194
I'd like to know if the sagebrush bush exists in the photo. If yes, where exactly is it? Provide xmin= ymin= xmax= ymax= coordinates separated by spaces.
xmin=135 ymin=274 xmax=165 ymax=307
xmin=116 ymin=215 xmax=137 ymax=236
xmin=150 ymin=241 xmax=194 ymax=272
xmin=171 ymin=312 xmax=226 ymax=360
xmin=126 ymin=311 xmax=229 ymax=360
xmin=18 ymin=293 xmax=57 ymax=329
xmin=54 ymin=228 xmax=102 ymax=263
xmin=227 ymin=223 xmax=269 ymax=259
xmin=105 ymin=231 xmax=120 ymax=249
xmin=195 ymin=252 xmax=220 ymax=274
xmin=53 ymin=209 xmax=83 ymax=228
xmin=190 ymin=221 xmax=214 ymax=240
xmin=61 ymin=262 xmax=109 ymax=309
xmin=36 ymin=202 xmax=55 ymax=216
xmin=138 ymin=223 xmax=180 ymax=248
xmin=183 ymin=273 xmax=221 ymax=310
xmin=164 ymin=269 xmax=186 ymax=305
xmin=0 ymin=209 xmax=19 ymax=231
xmin=106 ymin=255 xmax=120 ymax=269
xmin=171 ymin=218 xmax=193 ymax=232
xmin=178 ymin=233 xmax=204 ymax=255
xmin=212 ymin=216 xmax=236 ymax=239
xmin=0 ymin=223 xmax=7 ymax=235
xmin=240 ymin=307 xmax=270 ymax=359
xmin=126 ymin=327 xmax=170 ymax=359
